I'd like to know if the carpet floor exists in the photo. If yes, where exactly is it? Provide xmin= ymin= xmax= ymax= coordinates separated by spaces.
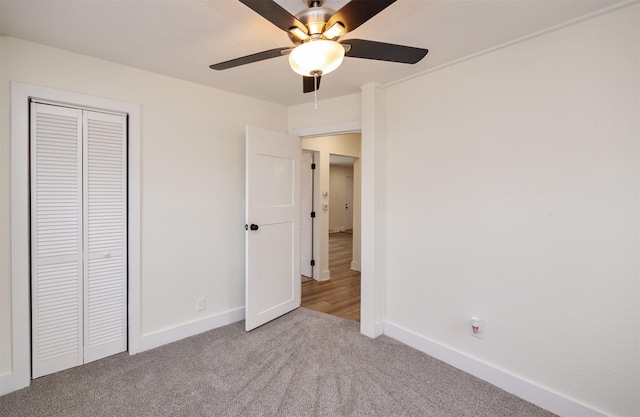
xmin=0 ymin=308 xmax=556 ymax=416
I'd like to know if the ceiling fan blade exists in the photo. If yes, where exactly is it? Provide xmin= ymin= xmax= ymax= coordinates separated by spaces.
xmin=239 ymin=0 xmax=308 ymax=35
xmin=342 ymin=39 xmax=428 ymax=64
xmin=326 ymin=0 xmax=396 ymax=34
xmin=210 ymin=47 xmax=288 ymax=70
xmin=303 ymin=76 xmax=322 ymax=93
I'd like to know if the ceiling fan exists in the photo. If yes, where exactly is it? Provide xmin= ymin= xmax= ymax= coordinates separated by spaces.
xmin=210 ymin=0 xmax=428 ymax=94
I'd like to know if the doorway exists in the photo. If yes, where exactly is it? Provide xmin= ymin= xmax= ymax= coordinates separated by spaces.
xmin=328 ymin=155 xmax=355 ymax=234
xmin=299 ymin=134 xmax=362 ymax=322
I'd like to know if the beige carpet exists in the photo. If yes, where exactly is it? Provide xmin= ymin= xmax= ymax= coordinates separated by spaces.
xmin=0 ymin=308 xmax=556 ymax=416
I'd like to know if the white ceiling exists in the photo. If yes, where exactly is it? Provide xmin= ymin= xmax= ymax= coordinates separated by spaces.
xmin=0 ymin=0 xmax=628 ymax=106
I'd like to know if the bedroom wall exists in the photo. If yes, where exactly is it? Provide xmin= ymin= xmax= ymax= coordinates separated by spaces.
xmin=288 ymin=93 xmax=361 ymax=135
xmin=382 ymin=4 xmax=639 ymax=416
xmin=0 ymin=37 xmax=288 ymax=381
xmin=0 ymin=36 xmax=10 ymax=376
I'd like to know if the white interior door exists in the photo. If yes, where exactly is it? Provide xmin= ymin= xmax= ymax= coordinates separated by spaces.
xmin=83 ymin=110 xmax=127 ymax=363
xmin=245 ymin=126 xmax=301 ymax=331
xmin=31 ymin=103 xmax=84 ymax=378
xmin=31 ymin=103 xmax=127 ymax=378
xmin=344 ymin=175 xmax=354 ymax=230
xmin=300 ymin=151 xmax=313 ymax=278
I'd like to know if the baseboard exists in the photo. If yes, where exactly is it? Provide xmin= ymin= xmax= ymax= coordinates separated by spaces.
xmin=0 ymin=371 xmax=29 ymax=396
xmin=2 ymin=308 xmax=245 ymax=396
xmin=383 ymin=321 xmax=606 ymax=417
xmin=319 ymin=269 xmax=331 ymax=281
xmin=373 ymin=321 xmax=384 ymax=337
xmin=140 ymin=307 xmax=245 ymax=352
xmin=350 ymin=260 xmax=360 ymax=271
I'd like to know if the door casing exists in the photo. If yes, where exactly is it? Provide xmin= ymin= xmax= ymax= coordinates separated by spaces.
xmin=8 ymin=82 xmax=141 ymax=394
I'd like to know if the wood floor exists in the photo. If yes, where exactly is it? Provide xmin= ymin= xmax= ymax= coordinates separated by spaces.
xmin=301 ymin=232 xmax=361 ymax=322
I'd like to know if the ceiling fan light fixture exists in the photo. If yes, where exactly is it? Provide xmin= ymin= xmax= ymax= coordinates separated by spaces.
xmin=323 ymin=22 xmax=345 ymax=39
xmin=288 ymin=39 xmax=345 ymax=76
xmin=289 ymin=27 xmax=310 ymax=42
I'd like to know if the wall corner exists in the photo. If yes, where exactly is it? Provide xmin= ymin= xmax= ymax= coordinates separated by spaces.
xmin=359 ymin=82 xmax=386 ymax=338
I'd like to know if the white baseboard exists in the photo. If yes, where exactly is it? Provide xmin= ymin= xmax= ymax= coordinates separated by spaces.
xmin=319 ymin=269 xmax=331 ymax=281
xmin=373 ymin=321 xmax=384 ymax=337
xmin=0 ymin=371 xmax=29 ymax=396
xmin=350 ymin=260 xmax=360 ymax=271
xmin=1 ymin=308 xmax=245 ymax=396
xmin=140 ymin=307 xmax=245 ymax=352
xmin=383 ymin=321 xmax=606 ymax=417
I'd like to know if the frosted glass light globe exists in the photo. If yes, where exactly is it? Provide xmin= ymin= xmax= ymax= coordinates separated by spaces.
xmin=289 ymin=39 xmax=345 ymax=76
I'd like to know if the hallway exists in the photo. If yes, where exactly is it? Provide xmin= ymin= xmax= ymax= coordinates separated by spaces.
xmin=301 ymin=232 xmax=360 ymax=322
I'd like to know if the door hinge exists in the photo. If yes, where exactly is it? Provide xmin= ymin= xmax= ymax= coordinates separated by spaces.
xmin=310 ymin=211 xmax=316 ymax=218
xmin=310 ymin=260 xmax=315 ymax=266
xmin=311 ymin=163 xmax=316 ymax=170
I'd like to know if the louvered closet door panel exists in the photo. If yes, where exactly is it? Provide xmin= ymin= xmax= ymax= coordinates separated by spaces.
xmin=83 ymin=110 xmax=127 ymax=363
xmin=31 ymin=103 xmax=84 ymax=378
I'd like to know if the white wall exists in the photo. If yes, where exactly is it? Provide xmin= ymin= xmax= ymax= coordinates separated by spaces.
xmin=0 ymin=38 xmax=288 ymax=381
xmin=288 ymin=93 xmax=361 ymax=136
xmin=383 ymin=5 xmax=639 ymax=417
xmin=0 ymin=37 xmax=10 ymax=376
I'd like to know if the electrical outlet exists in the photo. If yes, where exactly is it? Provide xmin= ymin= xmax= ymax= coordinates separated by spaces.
xmin=471 ymin=317 xmax=484 ymax=339
xmin=196 ymin=297 xmax=206 ymax=312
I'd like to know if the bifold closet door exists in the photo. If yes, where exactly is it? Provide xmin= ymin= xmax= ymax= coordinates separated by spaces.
xmin=31 ymin=103 xmax=84 ymax=378
xmin=83 ymin=110 xmax=127 ymax=364
xmin=31 ymin=103 xmax=127 ymax=378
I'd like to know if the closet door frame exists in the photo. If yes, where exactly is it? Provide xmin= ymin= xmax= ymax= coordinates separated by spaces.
xmin=8 ymin=82 xmax=141 ymax=394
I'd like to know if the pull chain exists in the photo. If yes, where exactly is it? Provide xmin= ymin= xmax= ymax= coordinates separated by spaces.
xmin=314 ymin=74 xmax=318 ymax=110
xmin=310 ymin=70 xmax=322 ymax=110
